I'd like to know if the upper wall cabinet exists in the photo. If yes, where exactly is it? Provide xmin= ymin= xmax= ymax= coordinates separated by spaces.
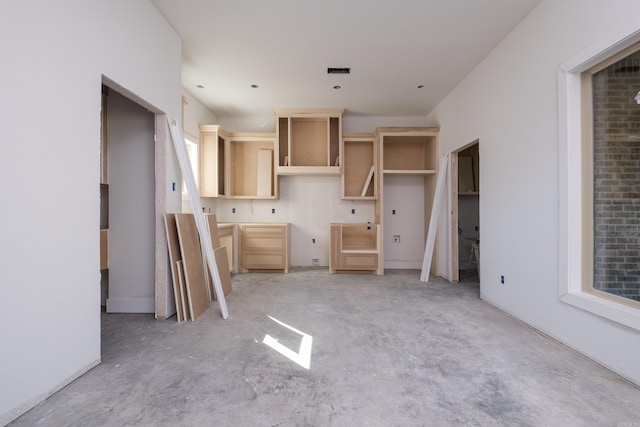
xmin=274 ymin=108 xmax=343 ymax=175
xmin=228 ymin=133 xmax=277 ymax=199
xmin=377 ymin=127 xmax=439 ymax=175
xmin=342 ymin=133 xmax=376 ymax=200
xmin=199 ymin=125 xmax=228 ymax=197
xmin=200 ymin=125 xmax=277 ymax=199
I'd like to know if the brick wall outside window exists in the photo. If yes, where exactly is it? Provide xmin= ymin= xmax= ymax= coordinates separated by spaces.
xmin=592 ymin=52 xmax=640 ymax=302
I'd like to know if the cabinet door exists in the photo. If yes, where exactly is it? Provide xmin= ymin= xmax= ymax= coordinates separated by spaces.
xmin=341 ymin=253 xmax=378 ymax=270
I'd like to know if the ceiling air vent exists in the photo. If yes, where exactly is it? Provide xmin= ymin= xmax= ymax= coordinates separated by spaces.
xmin=327 ymin=67 xmax=350 ymax=74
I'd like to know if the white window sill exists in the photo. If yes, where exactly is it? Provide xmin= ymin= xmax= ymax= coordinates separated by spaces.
xmin=561 ymin=291 xmax=640 ymax=331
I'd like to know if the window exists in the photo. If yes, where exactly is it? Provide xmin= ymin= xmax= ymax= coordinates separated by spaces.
xmin=559 ymin=23 xmax=640 ymax=330
xmin=183 ymin=136 xmax=198 ymax=195
xmin=586 ymin=45 xmax=640 ymax=305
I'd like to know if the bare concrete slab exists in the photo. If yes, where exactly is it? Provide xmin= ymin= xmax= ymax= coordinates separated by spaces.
xmin=10 ymin=269 xmax=640 ymax=426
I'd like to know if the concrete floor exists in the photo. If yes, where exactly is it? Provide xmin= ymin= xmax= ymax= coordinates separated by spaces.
xmin=10 ymin=269 xmax=640 ymax=426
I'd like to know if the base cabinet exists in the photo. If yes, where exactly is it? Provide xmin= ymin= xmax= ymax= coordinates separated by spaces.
xmin=240 ymin=223 xmax=290 ymax=272
xmin=330 ymin=223 xmax=381 ymax=274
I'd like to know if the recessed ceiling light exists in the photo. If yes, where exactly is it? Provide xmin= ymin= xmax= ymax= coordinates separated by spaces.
xmin=251 ymin=84 xmax=259 ymax=89
xmin=333 ymin=85 xmax=341 ymax=90
xmin=196 ymin=84 xmax=204 ymax=89
xmin=417 ymin=85 xmax=424 ymax=89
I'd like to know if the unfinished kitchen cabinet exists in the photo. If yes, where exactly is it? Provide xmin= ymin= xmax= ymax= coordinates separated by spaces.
xmin=376 ymin=127 xmax=440 ymax=276
xmin=379 ymin=128 xmax=438 ymax=174
xmin=342 ymin=133 xmax=376 ymax=199
xmin=330 ymin=223 xmax=381 ymax=274
xmin=274 ymin=108 xmax=343 ymax=175
xmin=240 ymin=223 xmax=290 ymax=272
xmin=228 ymin=133 xmax=277 ymax=199
xmin=199 ymin=125 xmax=228 ymax=197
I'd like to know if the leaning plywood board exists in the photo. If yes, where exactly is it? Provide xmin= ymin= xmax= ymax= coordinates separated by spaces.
xmin=175 ymin=213 xmax=210 ymax=321
xmin=176 ymin=260 xmax=189 ymax=321
xmin=164 ymin=214 xmax=186 ymax=322
xmin=205 ymin=214 xmax=222 ymax=249
xmin=212 ymin=247 xmax=232 ymax=300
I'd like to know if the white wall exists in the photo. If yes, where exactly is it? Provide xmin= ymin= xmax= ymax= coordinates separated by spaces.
xmin=212 ymin=116 xmax=427 ymax=267
xmin=106 ymin=90 xmax=156 ymax=313
xmin=0 ymin=1 xmax=182 ymax=423
xmin=383 ymin=175 xmax=426 ymax=268
xmin=427 ymin=0 xmax=640 ymax=385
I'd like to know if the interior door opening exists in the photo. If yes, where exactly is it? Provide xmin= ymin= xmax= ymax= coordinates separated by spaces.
xmin=451 ymin=141 xmax=480 ymax=283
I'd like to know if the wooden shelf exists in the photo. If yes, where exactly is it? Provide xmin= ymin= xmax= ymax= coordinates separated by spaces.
xmin=342 ymin=134 xmax=376 ymax=199
xmin=275 ymin=108 xmax=343 ymax=175
xmin=276 ymin=166 xmax=340 ymax=176
xmin=383 ymin=169 xmax=436 ymax=175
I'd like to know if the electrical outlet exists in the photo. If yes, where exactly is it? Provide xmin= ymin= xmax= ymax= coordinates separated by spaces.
xmin=232 ymin=207 xmax=236 ymax=213
xmin=393 ymin=235 xmax=401 ymax=243
xmin=312 ymin=258 xmax=319 ymax=266
xmin=351 ymin=208 xmax=356 ymax=214
xmin=501 ymin=275 xmax=505 ymax=284
xmin=392 ymin=209 xmax=396 ymax=215
xmin=272 ymin=208 xmax=276 ymax=214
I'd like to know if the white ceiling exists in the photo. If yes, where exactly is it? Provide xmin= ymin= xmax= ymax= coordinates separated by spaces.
xmin=152 ymin=0 xmax=541 ymax=118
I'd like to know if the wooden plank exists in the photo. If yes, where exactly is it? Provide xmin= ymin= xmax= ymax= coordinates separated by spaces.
xmin=175 ymin=213 xmax=209 ymax=321
xmin=451 ymin=153 xmax=459 ymax=283
xmin=421 ymin=153 xmax=449 ymax=282
xmin=213 ymin=247 xmax=232 ymax=300
xmin=205 ymin=214 xmax=221 ymax=248
xmin=168 ymin=118 xmax=229 ymax=319
xmin=164 ymin=214 xmax=185 ymax=322
xmin=361 ymin=166 xmax=375 ymax=197
xmin=176 ymin=260 xmax=189 ymax=321
xmin=100 ymin=229 xmax=108 ymax=270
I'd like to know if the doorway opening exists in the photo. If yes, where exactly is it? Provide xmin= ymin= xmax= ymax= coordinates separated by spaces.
xmin=450 ymin=141 xmax=480 ymax=283
xmin=99 ymin=81 xmax=171 ymax=319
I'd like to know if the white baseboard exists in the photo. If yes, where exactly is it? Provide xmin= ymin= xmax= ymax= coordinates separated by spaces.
xmin=384 ymin=261 xmax=422 ymax=269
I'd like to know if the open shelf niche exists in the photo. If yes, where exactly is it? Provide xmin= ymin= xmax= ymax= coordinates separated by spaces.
xmin=342 ymin=133 xmax=376 ymax=199
xmin=275 ymin=108 xmax=343 ymax=175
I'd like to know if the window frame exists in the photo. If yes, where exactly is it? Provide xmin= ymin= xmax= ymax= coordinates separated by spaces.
xmin=558 ymin=23 xmax=640 ymax=331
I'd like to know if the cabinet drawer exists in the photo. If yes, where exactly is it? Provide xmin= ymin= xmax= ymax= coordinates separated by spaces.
xmin=242 ymin=252 xmax=286 ymax=270
xmin=341 ymin=253 xmax=378 ymax=270
xmin=242 ymin=225 xmax=286 ymax=235
xmin=242 ymin=234 xmax=286 ymax=251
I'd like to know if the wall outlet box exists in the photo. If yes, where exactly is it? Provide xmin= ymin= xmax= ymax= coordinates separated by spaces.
xmin=312 ymin=259 xmax=319 ymax=266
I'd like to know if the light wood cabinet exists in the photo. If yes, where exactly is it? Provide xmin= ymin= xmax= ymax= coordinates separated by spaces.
xmin=342 ymin=133 xmax=376 ymax=199
xmin=200 ymin=126 xmax=277 ymax=199
xmin=199 ymin=125 xmax=228 ymax=197
xmin=228 ymin=133 xmax=277 ymax=199
xmin=330 ymin=223 xmax=381 ymax=274
xmin=376 ymin=127 xmax=440 ymax=276
xmin=275 ymin=108 xmax=343 ymax=175
xmin=240 ymin=223 xmax=290 ymax=272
